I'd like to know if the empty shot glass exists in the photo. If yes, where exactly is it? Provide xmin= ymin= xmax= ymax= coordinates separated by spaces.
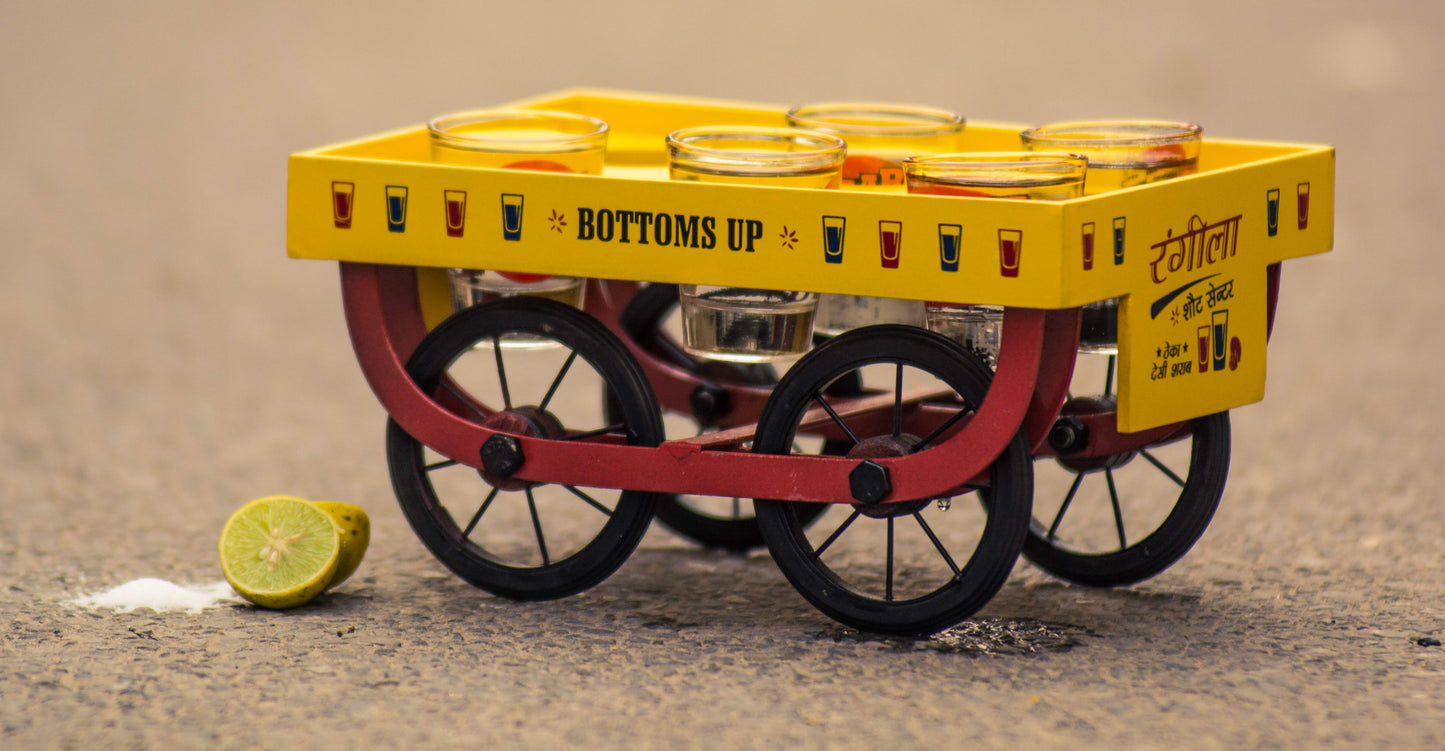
xmin=666 ymin=126 xmax=846 ymax=362
xmin=903 ymin=152 xmax=1087 ymax=367
xmin=787 ymin=102 xmax=966 ymax=334
xmin=1021 ymin=120 xmax=1202 ymax=353
xmin=428 ymin=109 xmax=610 ymax=315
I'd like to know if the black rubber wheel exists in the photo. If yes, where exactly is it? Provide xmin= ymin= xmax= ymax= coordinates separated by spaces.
xmin=615 ymin=282 xmax=827 ymax=551
xmin=1024 ymin=351 xmax=1230 ymax=587
xmin=1025 ymin=407 xmax=1229 ymax=587
xmin=386 ymin=297 xmax=664 ymax=600
xmin=753 ymin=325 xmax=1033 ymax=636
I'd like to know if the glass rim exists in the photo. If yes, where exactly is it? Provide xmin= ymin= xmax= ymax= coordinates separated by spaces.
xmin=1020 ymin=119 xmax=1202 ymax=167
xmin=785 ymin=102 xmax=965 ymax=137
xmin=666 ymin=126 xmax=846 ymax=176
xmin=427 ymin=109 xmax=609 ymax=153
xmin=903 ymin=151 xmax=1088 ymax=186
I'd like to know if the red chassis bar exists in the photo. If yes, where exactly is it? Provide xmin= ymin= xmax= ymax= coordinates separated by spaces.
xmin=339 ymin=262 xmax=1178 ymax=505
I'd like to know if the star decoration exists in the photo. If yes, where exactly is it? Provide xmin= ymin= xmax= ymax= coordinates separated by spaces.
xmin=779 ymin=226 xmax=798 ymax=250
xmin=548 ymin=209 xmax=566 ymax=233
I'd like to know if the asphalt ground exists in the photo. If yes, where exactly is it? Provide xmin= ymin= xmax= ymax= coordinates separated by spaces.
xmin=3 ymin=2 xmax=1443 ymax=748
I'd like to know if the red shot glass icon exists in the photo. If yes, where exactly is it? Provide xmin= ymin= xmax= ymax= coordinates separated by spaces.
xmin=998 ymin=229 xmax=1022 ymax=278
xmin=879 ymin=221 xmax=902 ymax=269
xmin=1081 ymin=222 xmax=1095 ymax=271
xmin=1297 ymin=182 xmax=1310 ymax=230
xmin=444 ymin=190 xmax=467 ymax=238
xmin=331 ymin=181 xmax=354 ymax=229
xmin=1197 ymin=325 xmax=1210 ymax=373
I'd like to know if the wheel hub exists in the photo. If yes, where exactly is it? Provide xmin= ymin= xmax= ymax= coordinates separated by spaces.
xmin=846 ymin=434 xmax=931 ymax=518
xmin=1053 ymin=395 xmax=1136 ymax=473
xmin=478 ymin=407 xmax=565 ymax=491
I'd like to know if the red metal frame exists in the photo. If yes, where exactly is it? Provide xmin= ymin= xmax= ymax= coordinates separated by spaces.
xmin=340 ymin=261 xmax=1284 ymax=505
xmin=345 ymin=263 xmax=1037 ymax=503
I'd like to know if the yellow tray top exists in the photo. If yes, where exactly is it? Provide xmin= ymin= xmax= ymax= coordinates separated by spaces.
xmin=287 ymin=88 xmax=1334 ymax=431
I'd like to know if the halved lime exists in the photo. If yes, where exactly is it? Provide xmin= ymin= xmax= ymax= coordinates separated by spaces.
xmin=311 ymin=500 xmax=370 ymax=589
xmin=219 ymin=495 xmax=341 ymax=610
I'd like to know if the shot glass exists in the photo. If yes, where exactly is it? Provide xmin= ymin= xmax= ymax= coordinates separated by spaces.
xmin=787 ymin=102 xmax=966 ymax=334
xmin=1021 ymin=120 xmax=1202 ymax=354
xmin=666 ymin=126 xmax=846 ymax=362
xmin=428 ymin=109 xmax=609 ymax=316
xmin=903 ymin=152 xmax=1087 ymax=367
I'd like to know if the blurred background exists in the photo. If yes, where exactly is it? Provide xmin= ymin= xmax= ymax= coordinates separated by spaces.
xmin=4 ymin=0 xmax=1438 ymax=576
xmin=1 ymin=0 xmax=1442 ymax=746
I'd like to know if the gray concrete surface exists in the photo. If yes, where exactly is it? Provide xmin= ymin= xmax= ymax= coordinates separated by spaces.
xmin=2 ymin=1 xmax=1443 ymax=748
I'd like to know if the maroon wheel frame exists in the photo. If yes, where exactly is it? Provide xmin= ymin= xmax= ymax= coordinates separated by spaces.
xmin=339 ymin=262 xmax=1282 ymax=506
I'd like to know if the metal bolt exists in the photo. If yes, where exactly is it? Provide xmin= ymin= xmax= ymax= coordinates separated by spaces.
xmin=1048 ymin=416 xmax=1089 ymax=455
xmin=849 ymin=460 xmax=891 ymax=505
xmin=480 ymin=434 xmax=524 ymax=477
xmin=688 ymin=383 xmax=730 ymax=427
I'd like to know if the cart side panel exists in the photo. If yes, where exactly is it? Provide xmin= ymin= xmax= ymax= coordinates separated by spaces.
xmin=1100 ymin=147 xmax=1333 ymax=431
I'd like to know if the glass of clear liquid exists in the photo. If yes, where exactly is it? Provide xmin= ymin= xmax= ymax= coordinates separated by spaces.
xmin=666 ymin=126 xmax=846 ymax=363
xmin=1020 ymin=120 xmax=1202 ymax=353
xmin=786 ymin=102 xmax=966 ymax=335
xmin=428 ymin=109 xmax=610 ymax=316
xmin=903 ymin=152 xmax=1087 ymax=367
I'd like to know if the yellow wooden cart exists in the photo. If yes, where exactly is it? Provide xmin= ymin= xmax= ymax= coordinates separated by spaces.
xmin=286 ymin=89 xmax=1332 ymax=635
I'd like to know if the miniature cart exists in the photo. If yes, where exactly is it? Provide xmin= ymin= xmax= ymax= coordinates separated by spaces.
xmin=286 ymin=89 xmax=1333 ymax=635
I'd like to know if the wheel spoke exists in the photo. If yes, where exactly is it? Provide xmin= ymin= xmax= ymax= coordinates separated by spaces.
xmin=561 ymin=423 xmax=628 ymax=441
xmin=812 ymin=393 xmax=861 ymax=446
xmin=440 ymin=380 xmax=488 ymax=421
xmin=1047 ymin=472 xmax=1085 ymax=541
xmin=893 ymin=363 xmax=904 ymax=438
xmin=1105 ymin=468 xmax=1127 ymax=549
xmin=732 ymin=497 xmax=742 ymax=519
xmin=493 ymin=337 xmax=512 ymax=410
xmin=885 ymin=517 xmax=895 ymax=602
xmin=426 ymin=458 xmax=461 ymax=472
xmin=1140 ymin=449 xmax=1186 ymax=487
xmin=1104 ymin=354 xmax=1116 ymax=398
xmin=561 ymin=485 xmax=613 ymax=517
xmin=910 ymin=405 xmax=973 ymax=453
xmin=538 ymin=350 xmax=578 ymax=411
xmin=526 ymin=487 xmax=551 ymax=566
xmin=812 ymin=508 xmax=861 ymax=558
xmin=463 ymin=486 xmax=501 ymax=538
xmin=913 ymin=511 xmax=961 ymax=576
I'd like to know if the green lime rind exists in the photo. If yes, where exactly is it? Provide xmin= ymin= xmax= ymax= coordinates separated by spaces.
xmin=219 ymin=495 xmax=341 ymax=610
xmin=311 ymin=501 xmax=370 ymax=590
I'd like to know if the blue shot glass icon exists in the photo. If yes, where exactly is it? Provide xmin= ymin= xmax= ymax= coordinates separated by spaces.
xmin=384 ymin=184 xmax=407 ymax=231
xmin=1112 ymin=216 xmax=1126 ymax=265
xmin=937 ymin=224 xmax=961 ymax=272
xmin=385 ymin=185 xmax=408 ymax=233
xmin=1212 ymin=309 xmax=1228 ymax=372
xmin=1266 ymin=188 xmax=1280 ymax=237
xmin=822 ymin=216 xmax=846 ymax=264
xmin=501 ymin=194 xmax=524 ymax=241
